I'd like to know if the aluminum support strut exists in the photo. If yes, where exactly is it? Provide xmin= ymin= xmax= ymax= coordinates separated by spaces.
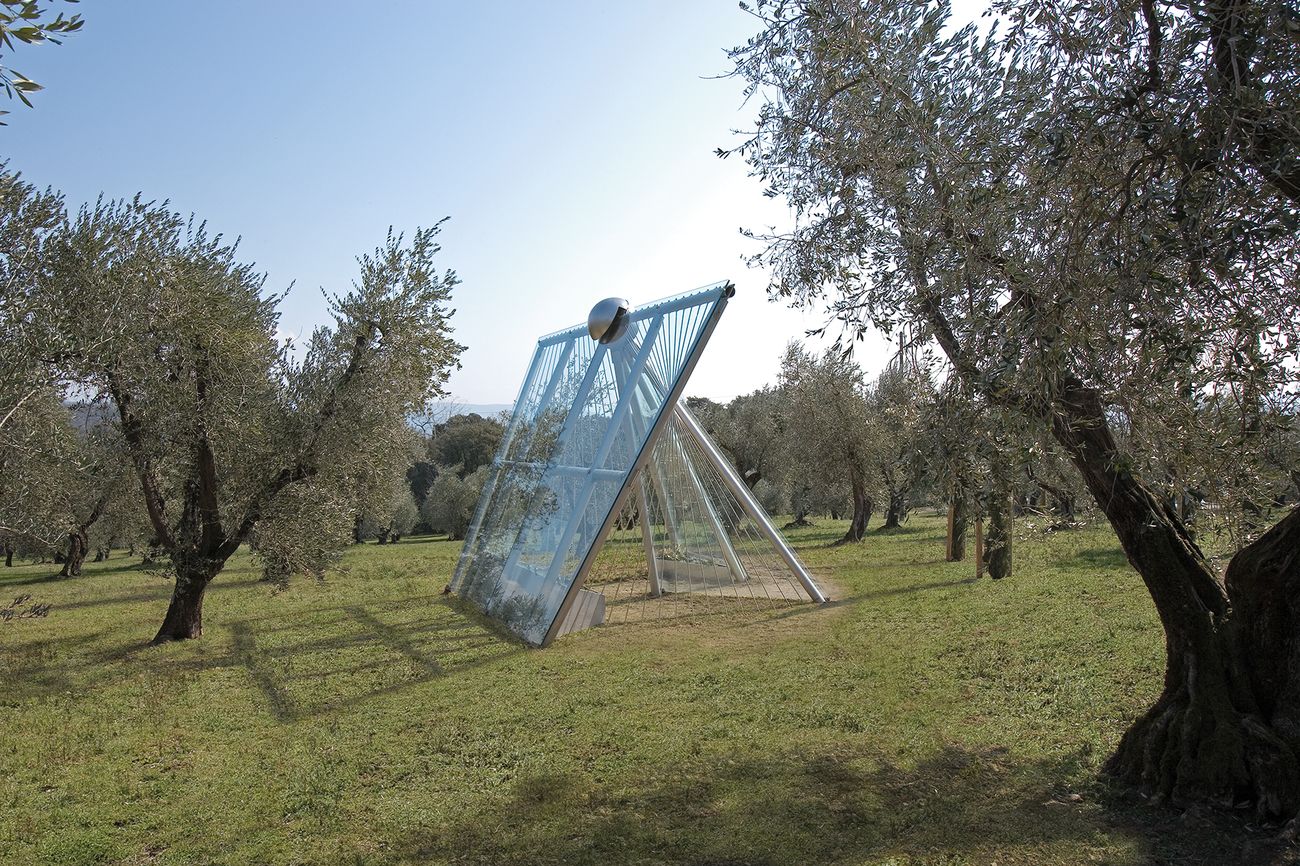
xmin=666 ymin=423 xmax=750 ymax=582
xmin=673 ymin=403 xmax=828 ymax=603
xmin=636 ymin=474 xmax=662 ymax=597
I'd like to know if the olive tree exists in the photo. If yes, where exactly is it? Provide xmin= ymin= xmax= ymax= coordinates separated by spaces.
xmin=778 ymin=343 xmax=876 ymax=542
xmin=0 ymin=389 xmax=76 ymax=558
xmin=866 ymin=363 xmax=932 ymax=529
xmin=730 ymin=0 xmax=1300 ymax=813
xmin=692 ymin=387 xmax=787 ymax=492
xmin=360 ymin=482 xmax=420 ymax=544
xmin=40 ymin=196 xmax=464 ymax=641
xmin=430 ymin=413 xmax=504 ymax=475
xmin=421 ymin=464 xmax=487 ymax=541
xmin=0 ymin=173 xmax=65 ymax=443
xmin=914 ymin=377 xmax=979 ymax=560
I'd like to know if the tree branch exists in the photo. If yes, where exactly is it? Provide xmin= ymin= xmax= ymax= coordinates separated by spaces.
xmin=1206 ymin=0 xmax=1300 ymax=206
xmin=219 ymin=324 xmax=376 ymax=559
xmin=106 ymin=370 xmax=174 ymax=550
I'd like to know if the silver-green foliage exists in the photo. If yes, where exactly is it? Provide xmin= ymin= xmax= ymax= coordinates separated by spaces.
xmin=0 ymin=0 xmax=83 ymax=122
xmin=30 ymin=187 xmax=463 ymax=637
xmin=421 ymin=465 xmax=488 ymax=541
xmin=727 ymin=0 xmax=1300 ymax=544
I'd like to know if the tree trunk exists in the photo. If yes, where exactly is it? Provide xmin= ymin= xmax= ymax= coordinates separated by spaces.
xmin=1035 ymin=480 xmax=1076 ymax=525
xmin=985 ymin=464 xmax=1013 ymax=579
xmin=60 ymin=495 xmax=110 ymax=578
xmin=837 ymin=467 xmax=873 ymax=544
xmin=59 ymin=528 xmax=88 ymax=577
xmin=947 ymin=495 xmax=968 ymax=562
xmin=377 ymin=529 xmax=390 ymax=545
xmin=883 ymin=489 xmax=906 ymax=529
xmin=984 ymin=502 xmax=1013 ymax=579
xmin=1053 ymin=381 xmax=1300 ymax=816
xmin=3 ymin=541 xmax=12 ymax=567
xmin=152 ymin=569 xmax=211 ymax=642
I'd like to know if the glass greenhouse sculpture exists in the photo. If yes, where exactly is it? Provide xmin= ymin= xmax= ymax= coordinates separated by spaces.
xmin=449 ymin=282 xmax=826 ymax=646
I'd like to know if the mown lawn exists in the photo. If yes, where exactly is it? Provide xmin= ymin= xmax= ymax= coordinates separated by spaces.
xmin=0 ymin=515 xmax=1283 ymax=865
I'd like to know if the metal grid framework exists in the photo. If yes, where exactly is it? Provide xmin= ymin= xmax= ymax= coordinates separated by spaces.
xmin=584 ymin=405 xmax=826 ymax=627
xmin=450 ymin=282 xmax=825 ymax=646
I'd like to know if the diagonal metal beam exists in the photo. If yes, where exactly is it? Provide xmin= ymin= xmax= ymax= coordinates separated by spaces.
xmin=673 ymin=402 xmax=827 ymax=604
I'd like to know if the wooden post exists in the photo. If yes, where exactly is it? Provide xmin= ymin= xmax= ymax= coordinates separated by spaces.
xmin=974 ymin=518 xmax=984 ymax=579
xmin=946 ymin=504 xmax=955 ymax=561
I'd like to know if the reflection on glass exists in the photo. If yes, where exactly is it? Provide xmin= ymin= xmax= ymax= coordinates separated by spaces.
xmin=450 ymin=283 xmax=730 ymax=645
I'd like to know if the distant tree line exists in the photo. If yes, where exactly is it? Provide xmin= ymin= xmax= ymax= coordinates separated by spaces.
xmin=685 ymin=341 xmax=1226 ymax=580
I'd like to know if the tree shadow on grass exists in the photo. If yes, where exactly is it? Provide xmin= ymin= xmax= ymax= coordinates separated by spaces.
xmin=3 ymin=595 xmax=522 ymax=721
xmin=45 ymin=576 xmax=260 ymax=614
xmin=785 ymin=526 xmax=849 ymax=548
xmin=210 ymin=598 xmax=524 ymax=723
xmin=0 ymin=556 xmax=171 ymax=588
xmin=873 ymin=523 xmax=928 ymax=536
xmin=731 ymin=577 xmax=980 ymax=632
xmin=371 ymin=743 xmax=1279 ymax=866
xmin=1072 ymin=547 xmax=1131 ymax=570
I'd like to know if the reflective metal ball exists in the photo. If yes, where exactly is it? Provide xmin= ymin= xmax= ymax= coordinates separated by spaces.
xmin=587 ymin=297 xmax=631 ymax=344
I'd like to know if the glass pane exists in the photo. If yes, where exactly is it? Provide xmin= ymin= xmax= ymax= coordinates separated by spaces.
xmin=450 ymin=282 xmax=731 ymax=645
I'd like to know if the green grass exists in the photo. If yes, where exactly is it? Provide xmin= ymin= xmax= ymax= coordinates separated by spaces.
xmin=0 ymin=515 xmax=1276 ymax=865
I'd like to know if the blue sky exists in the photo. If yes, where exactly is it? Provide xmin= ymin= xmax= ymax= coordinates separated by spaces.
xmin=4 ymin=0 xmax=901 ymax=404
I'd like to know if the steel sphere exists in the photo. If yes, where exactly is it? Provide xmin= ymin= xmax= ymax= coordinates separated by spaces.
xmin=587 ymin=296 xmax=631 ymax=344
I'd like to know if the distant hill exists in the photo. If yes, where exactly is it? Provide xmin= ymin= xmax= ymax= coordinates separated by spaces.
xmin=422 ymin=402 xmax=513 ymax=423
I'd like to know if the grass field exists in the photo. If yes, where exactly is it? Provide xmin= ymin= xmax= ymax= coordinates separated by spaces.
xmin=0 ymin=514 xmax=1285 ymax=865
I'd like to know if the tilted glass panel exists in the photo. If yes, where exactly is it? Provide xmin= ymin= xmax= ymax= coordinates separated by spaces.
xmin=450 ymin=282 xmax=730 ymax=645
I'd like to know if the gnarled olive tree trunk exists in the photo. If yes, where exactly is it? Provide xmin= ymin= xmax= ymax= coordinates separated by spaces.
xmin=1053 ymin=382 xmax=1300 ymax=816
xmin=947 ymin=494 xmax=968 ymax=562
xmin=154 ymin=563 xmax=216 ymax=642
xmin=883 ymin=489 xmax=907 ymax=529
xmin=59 ymin=494 xmax=110 ymax=578
xmin=1035 ymin=479 xmax=1077 ymax=525
xmin=984 ymin=461 xmax=1013 ymax=580
xmin=59 ymin=527 xmax=88 ymax=577
xmin=837 ymin=465 xmax=873 ymax=544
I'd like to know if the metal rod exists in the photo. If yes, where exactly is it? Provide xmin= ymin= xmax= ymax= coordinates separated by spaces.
xmin=612 ymin=340 xmax=687 ymax=553
xmin=669 ymin=422 xmax=750 ymax=582
xmin=636 ymin=473 xmax=662 ymax=597
xmin=620 ymin=341 xmax=687 ymax=551
xmin=673 ymin=402 xmax=828 ymax=604
xmin=610 ymin=336 xmax=666 ymax=599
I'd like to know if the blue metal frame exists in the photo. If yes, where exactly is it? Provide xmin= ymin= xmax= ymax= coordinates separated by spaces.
xmin=450 ymin=281 xmax=734 ymax=646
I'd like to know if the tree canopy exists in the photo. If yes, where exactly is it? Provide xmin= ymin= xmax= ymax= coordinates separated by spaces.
xmin=8 ymin=180 xmax=465 ymax=641
xmin=730 ymin=0 xmax=1300 ymax=817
